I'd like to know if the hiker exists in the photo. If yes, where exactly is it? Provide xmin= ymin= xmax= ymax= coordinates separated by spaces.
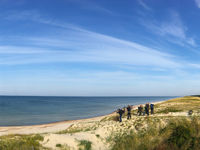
xmin=137 ymin=106 xmax=140 ymax=115
xmin=117 ymin=108 xmax=125 ymax=122
xmin=188 ymin=110 xmax=193 ymax=116
xmin=127 ymin=105 xmax=131 ymax=119
xmin=137 ymin=105 xmax=141 ymax=116
xmin=150 ymin=103 xmax=154 ymax=114
xmin=138 ymin=105 xmax=143 ymax=116
xmin=145 ymin=103 xmax=150 ymax=116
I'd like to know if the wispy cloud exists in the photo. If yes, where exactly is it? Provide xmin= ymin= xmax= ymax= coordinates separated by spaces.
xmin=195 ymin=0 xmax=200 ymax=8
xmin=0 ymin=46 xmax=54 ymax=54
xmin=140 ymin=11 xmax=196 ymax=47
xmin=63 ymin=0 xmax=115 ymax=15
xmin=0 ymin=11 xmax=181 ymax=69
xmin=137 ymin=0 xmax=151 ymax=11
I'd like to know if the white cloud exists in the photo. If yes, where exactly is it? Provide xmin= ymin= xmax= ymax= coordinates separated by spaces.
xmin=187 ymin=38 xmax=196 ymax=46
xmin=137 ymin=0 xmax=151 ymax=10
xmin=140 ymin=11 xmax=196 ymax=47
xmin=0 ymin=46 xmax=54 ymax=54
xmin=195 ymin=0 xmax=200 ymax=8
xmin=0 ymin=10 xmax=183 ymax=68
xmin=0 ymin=27 xmax=181 ymax=69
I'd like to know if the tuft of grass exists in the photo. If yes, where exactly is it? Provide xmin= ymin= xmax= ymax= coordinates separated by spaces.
xmin=95 ymin=134 xmax=100 ymax=138
xmin=0 ymin=134 xmax=46 ymax=150
xmin=56 ymin=143 xmax=62 ymax=147
xmin=57 ymin=127 xmax=83 ymax=134
xmin=78 ymin=140 xmax=92 ymax=150
xmin=55 ymin=143 xmax=70 ymax=150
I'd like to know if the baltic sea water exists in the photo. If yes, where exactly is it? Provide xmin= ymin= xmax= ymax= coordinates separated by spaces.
xmin=0 ymin=96 xmax=177 ymax=126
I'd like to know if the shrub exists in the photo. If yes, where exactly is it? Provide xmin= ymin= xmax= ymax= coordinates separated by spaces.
xmin=78 ymin=140 xmax=92 ymax=150
xmin=56 ymin=143 xmax=62 ymax=147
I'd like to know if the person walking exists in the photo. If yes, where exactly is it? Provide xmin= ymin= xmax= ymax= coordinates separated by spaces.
xmin=117 ymin=108 xmax=124 ymax=122
xmin=145 ymin=103 xmax=150 ymax=116
xmin=150 ymin=103 xmax=154 ymax=114
xmin=127 ymin=105 xmax=131 ymax=119
xmin=139 ymin=105 xmax=143 ymax=116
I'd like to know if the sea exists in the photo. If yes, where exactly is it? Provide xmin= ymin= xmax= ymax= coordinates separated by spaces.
xmin=0 ymin=96 xmax=177 ymax=126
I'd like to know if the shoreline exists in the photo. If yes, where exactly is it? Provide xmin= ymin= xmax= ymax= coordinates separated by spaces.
xmin=0 ymin=98 xmax=171 ymax=136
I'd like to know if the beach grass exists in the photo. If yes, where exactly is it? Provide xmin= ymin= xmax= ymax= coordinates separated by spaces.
xmin=78 ymin=140 xmax=92 ymax=150
xmin=111 ymin=117 xmax=200 ymax=150
xmin=55 ymin=143 xmax=71 ymax=150
xmin=0 ymin=134 xmax=46 ymax=150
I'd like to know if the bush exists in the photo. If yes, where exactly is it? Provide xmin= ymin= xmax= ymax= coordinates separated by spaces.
xmin=78 ymin=140 xmax=92 ymax=150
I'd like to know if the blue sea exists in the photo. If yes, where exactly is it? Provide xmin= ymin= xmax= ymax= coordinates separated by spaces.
xmin=0 ymin=96 xmax=177 ymax=126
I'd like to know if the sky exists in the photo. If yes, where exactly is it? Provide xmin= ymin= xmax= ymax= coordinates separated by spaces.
xmin=0 ymin=0 xmax=200 ymax=96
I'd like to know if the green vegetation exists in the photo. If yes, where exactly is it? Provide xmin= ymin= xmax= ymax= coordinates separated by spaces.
xmin=156 ymin=96 xmax=200 ymax=113
xmin=57 ymin=122 xmax=99 ymax=134
xmin=78 ymin=140 xmax=92 ymax=150
xmin=56 ymin=143 xmax=62 ymax=147
xmin=57 ymin=127 xmax=83 ymax=134
xmin=156 ymin=107 xmax=182 ymax=114
xmin=111 ymin=117 xmax=200 ymax=150
xmin=95 ymin=134 xmax=100 ymax=138
xmin=57 ymin=126 xmax=95 ymax=134
xmin=55 ymin=143 xmax=70 ymax=150
xmin=0 ymin=134 xmax=46 ymax=150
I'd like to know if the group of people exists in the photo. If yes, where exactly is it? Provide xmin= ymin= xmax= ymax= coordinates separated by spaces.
xmin=117 ymin=103 xmax=154 ymax=122
xmin=117 ymin=105 xmax=132 ymax=122
xmin=137 ymin=103 xmax=154 ymax=116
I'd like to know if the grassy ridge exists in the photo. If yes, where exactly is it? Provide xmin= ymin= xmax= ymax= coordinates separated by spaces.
xmin=107 ymin=96 xmax=200 ymax=150
xmin=111 ymin=117 xmax=200 ymax=150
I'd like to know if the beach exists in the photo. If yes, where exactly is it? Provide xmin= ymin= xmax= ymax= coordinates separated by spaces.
xmin=0 ymin=96 xmax=175 ymax=126
xmin=0 ymin=99 xmax=164 ymax=136
xmin=0 ymin=96 xmax=200 ymax=150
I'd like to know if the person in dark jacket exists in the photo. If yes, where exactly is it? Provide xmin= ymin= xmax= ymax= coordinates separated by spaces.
xmin=137 ymin=106 xmax=140 ymax=116
xmin=145 ymin=103 xmax=150 ymax=116
xmin=127 ymin=105 xmax=131 ymax=119
xmin=138 ymin=105 xmax=143 ymax=116
xmin=150 ymin=103 xmax=154 ymax=114
xmin=137 ymin=105 xmax=141 ymax=116
xmin=117 ymin=108 xmax=124 ymax=122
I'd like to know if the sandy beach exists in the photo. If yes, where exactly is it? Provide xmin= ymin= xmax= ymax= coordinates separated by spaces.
xmin=0 ymin=96 xmax=199 ymax=150
xmin=0 ymin=100 xmax=164 ymax=136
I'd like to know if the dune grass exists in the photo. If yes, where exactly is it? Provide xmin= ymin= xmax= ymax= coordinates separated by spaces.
xmin=0 ymin=134 xmax=46 ymax=150
xmin=55 ymin=143 xmax=71 ymax=150
xmin=156 ymin=96 xmax=200 ymax=113
xmin=78 ymin=140 xmax=92 ymax=150
xmin=111 ymin=117 xmax=200 ymax=150
xmin=156 ymin=107 xmax=182 ymax=114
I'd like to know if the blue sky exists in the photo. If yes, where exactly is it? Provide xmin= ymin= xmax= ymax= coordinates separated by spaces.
xmin=1 ymin=0 xmax=200 ymax=96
